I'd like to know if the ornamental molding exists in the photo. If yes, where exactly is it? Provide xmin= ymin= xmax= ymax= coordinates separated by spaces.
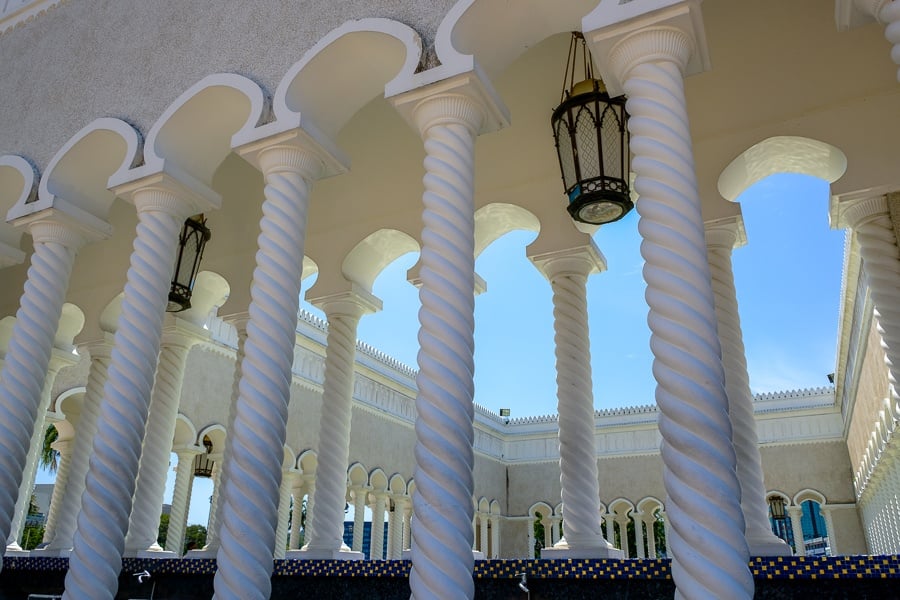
xmin=0 ymin=0 xmax=66 ymax=36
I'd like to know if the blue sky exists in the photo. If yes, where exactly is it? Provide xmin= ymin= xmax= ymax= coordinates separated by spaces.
xmin=307 ymin=172 xmax=845 ymax=417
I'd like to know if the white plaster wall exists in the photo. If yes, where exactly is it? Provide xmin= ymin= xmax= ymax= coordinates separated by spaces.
xmin=0 ymin=0 xmax=453 ymax=166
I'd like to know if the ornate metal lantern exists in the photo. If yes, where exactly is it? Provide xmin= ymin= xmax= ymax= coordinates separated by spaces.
xmin=193 ymin=436 xmax=214 ymax=478
xmin=769 ymin=495 xmax=787 ymax=520
xmin=551 ymin=32 xmax=631 ymax=225
xmin=167 ymin=214 xmax=211 ymax=313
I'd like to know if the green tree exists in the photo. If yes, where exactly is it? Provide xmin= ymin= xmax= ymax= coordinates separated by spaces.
xmin=532 ymin=513 xmax=546 ymax=558
xmin=40 ymin=425 xmax=59 ymax=473
xmin=184 ymin=524 xmax=207 ymax=553
xmin=158 ymin=513 xmax=169 ymax=547
xmin=21 ymin=494 xmax=45 ymax=550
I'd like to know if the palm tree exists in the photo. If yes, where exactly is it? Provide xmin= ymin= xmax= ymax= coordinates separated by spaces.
xmin=40 ymin=424 xmax=59 ymax=473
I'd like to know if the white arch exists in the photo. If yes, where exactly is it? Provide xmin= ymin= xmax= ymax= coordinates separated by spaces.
xmin=275 ymin=18 xmax=422 ymax=139
xmin=340 ymin=228 xmax=420 ymax=295
xmin=0 ymin=154 xmax=34 ymax=267
xmin=24 ymin=117 xmax=140 ymax=224
xmin=474 ymin=202 xmax=540 ymax=259
xmin=717 ymin=136 xmax=847 ymax=203
xmin=794 ymin=488 xmax=827 ymax=506
xmin=139 ymin=73 xmax=267 ymax=185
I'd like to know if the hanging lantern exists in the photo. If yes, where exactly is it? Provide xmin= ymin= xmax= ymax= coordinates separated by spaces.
xmin=193 ymin=436 xmax=214 ymax=478
xmin=768 ymin=495 xmax=787 ymax=520
xmin=551 ymin=32 xmax=631 ymax=225
xmin=167 ymin=214 xmax=212 ymax=313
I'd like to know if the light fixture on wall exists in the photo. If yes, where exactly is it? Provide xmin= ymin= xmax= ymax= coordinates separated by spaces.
xmin=551 ymin=32 xmax=631 ymax=225
xmin=167 ymin=214 xmax=212 ymax=312
xmin=193 ymin=435 xmax=214 ymax=478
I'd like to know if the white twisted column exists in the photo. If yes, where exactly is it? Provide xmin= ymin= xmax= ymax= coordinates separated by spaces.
xmin=204 ymin=317 xmax=248 ymax=555
xmin=289 ymin=481 xmax=306 ymax=551
xmin=40 ymin=438 xmax=73 ymax=545
xmin=213 ymin=145 xmax=322 ymax=600
xmin=634 ymin=512 xmax=646 ymax=558
xmin=41 ymin=341 xmax=112 ymax=552
xmin=836 ymin=195 xmax=900 ymax=407
xmin=820 ymin=507 xmax=838 ymax=555
xmin=403 ymin=89 xmax=482 ymax=600
xmin=370 ymin=492 xmax=387 ymax=560
xmin=478 ymin=514 xmax=488 ymax=556
xmin=530 ymin=244 xmax=615 ymax=557
xmin=706 ymin=219 xmax=793 ymax=556
xmin=526 ymin=518 xmax=536 ymax=558
xmin=274 ymin=466 xmax=297 ymax=559
xmin=788 ymin=507 xmax=806 ymax=556
xmin=124 ymin=331 xmax=198 ymax=555
xmin=490 ymin=516 xmax=500 ymax=559
xmin=0 ymin=218 xmax=93 ymax=568
xmin=350 ymin=486 xmax=369 ymax=552
xmin=303 ymin=290 xmax=378 ymax=558
xmin=64 ymin=181 xmax=214 ymax=600
xmin=166 ymin=446 xmax=202 ymax=555
xmin=402 ymin=499 xmax=413 ymax=553
xmin=645 ymin=516 xmax=658 ymax=558
xmin=616 ymin=517 xmax=630 ymax=557
xmin=9 ymin=349 xmax=74 ymax=550
xmin=592 ymin=22 xmax=752 ymax=599
xmin=389 ymin=500 xmax=404 ymax=559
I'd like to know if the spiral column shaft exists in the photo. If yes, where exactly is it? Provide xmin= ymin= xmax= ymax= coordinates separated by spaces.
xmin=166 ymin=447 xmax=201 ymax=554
xmin=878 ymin=0 xmax=900 ymax=81
xmin=395 ymin=89 xmax=483 ymax=600
xmin=43 ymin=341 xmax=112 ymax=551
xmin=274 ymin=468 xmax=296 ymax=559
xmin=305 ymin=292 xmax=377 ymax=557
xmin=125 ymin=338 xmax=195 ymax=554
xmin=350 ymin=486 xmax=369 ymax=552
xmin=0 ymin=219 xmax=88 ymax=570
xmin=9 ymin=352 xmax=72 ymax=548
xmin=40 ymin=438 xmax=72 ymax=545
xmin=370 ymin=493 xmax=387 ymax=560
xmin=706 ymin=220 xmax=792 ymax=555
xmin=530 ymin=245 xmax=614 ymax=556
xmin=212 ymin=146 xmax=321 ymax=600
xmin=289 ymin=481 xmax=306 ymax=550
xmin=64 ymin=188 xmax=200 ymax=600
xmin=605 ymin=27 xmax=752 ymax=599
xmin=205 ymin=320 xmax=247 ymax=554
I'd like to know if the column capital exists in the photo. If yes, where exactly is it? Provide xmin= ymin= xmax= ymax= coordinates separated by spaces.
xmin=705 ymin=216 xmax=748 ymax=251
xmin=111 ymin=169 xmax=220 ymax=218
xmin=389 ymin=69 xmax=509 ymax=138
xmin=830 ymin=192 xmax=890 ymax=229
xmin=10 ymin=206 xmax=110 ymax=250
xmin=583 ymin=0 xmax=710 ymax=96
xmin=161 ymin=317 xmax=210 ymax=350
xmin=234 ymin=126 xmax=347 ymax=181
xmin=308 ymin=284 xmax=383 ymax=320
xmin=527 ymin=241 xmax=607 ymax=281
xmin=173 ymin=444 xmax=204 ymax=458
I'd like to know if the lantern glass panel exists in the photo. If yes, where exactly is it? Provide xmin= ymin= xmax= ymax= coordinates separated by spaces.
xmin=601 ymin=105 xmax=624 ymax=180
xmin=168 ymin=216 xmax=211 ymax=312
xmin=555 ymin=117 xmax=577 ymax=191
xmin=575 ymin=106 xmax=600 ymax=181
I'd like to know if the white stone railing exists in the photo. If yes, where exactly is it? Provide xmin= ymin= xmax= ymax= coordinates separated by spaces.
xmin=0 ymin=0 xmax=64 ymax=35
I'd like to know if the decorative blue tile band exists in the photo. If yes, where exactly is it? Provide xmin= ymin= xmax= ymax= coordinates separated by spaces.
xmin=4 ymin=555 xmax=899 ymax=580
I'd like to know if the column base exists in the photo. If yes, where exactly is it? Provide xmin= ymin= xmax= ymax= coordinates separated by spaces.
xmin=185 ymin=547 xmax=219 ymax=559
xmin=472 ymin=550 xmax=485 ymax=560
xmin=287 ymin=547 xmax=364 ymax=560
xmin=5 ymin=543 xmax=29 ymax=557
xmin=30 ymin=547 xmax=72 ymax=557
xmin=123 ymin=547 xmax=179 ymax=559
xmin=747 ymin=532 xmax=794 ymax=557
xmin=540 ymin=537 xmax=624 ymax=559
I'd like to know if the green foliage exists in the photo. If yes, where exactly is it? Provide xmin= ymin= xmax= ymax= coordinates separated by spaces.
xmin=158 ymin=513 xmax=169 ymax=547
xmin=40 ymin=425 xmax=59 ymax=473
xmin=184 ymin=524 xmax=207 ymax=552
xmin=21 ymin=524 xmax=44 ymax=550
xmin=532 ymin=513 xmax=546 ymax=558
